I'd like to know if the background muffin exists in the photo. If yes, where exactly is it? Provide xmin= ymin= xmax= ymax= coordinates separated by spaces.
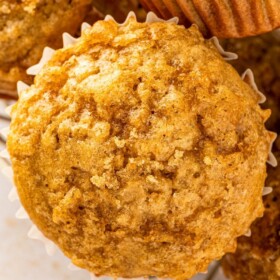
xmin=139 ymin=0 xmax=280 ymax=38
xmin=88 ymin=0 xmax=146 ymax=22
xmin=0 ymin=0 xmax=91 ymax=96
xmin=0 ymin=0 xmax=146 ymax=97
xmin=8 ymin=18 xmax=273 ymax=279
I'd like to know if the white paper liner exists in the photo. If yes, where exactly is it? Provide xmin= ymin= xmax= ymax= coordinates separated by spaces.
xmin=241 ymin=69 xmax=277 ymax=168
xmin=262 ymin=186 xmax=273 ymax=196
xmin=27 ymin=47 xmax=55 ymax=76
xmin=62 ymin=32 xmax=78 ymax=47
xmin=5 ymin=104 xmax=14 ymax=117
xmin=17 ymin=81 xmax=29 ymax=97
xmin=244 ymin=229 xmax=252 ymax=237
xmin=28 ymin=225 xmax=57 ymax=256
xmin=241 ymin=69 xmax=266 ymax=104
xmin=81 ymin=22 xmax=91 ymax=32
xmin=0 ymin=10 xmax=278 ymax=280
xmin=210 ymin=37 xmax=238 ymax=61
xmin=8 ymin=187 xmax=19 ymax=202
xmin=267 ymin=132 xmax=278 ymax=167
xmin=15 ymin=206 xmax=29 ymax=220
xmin=0 ymin=127 xmax=9 ymax=140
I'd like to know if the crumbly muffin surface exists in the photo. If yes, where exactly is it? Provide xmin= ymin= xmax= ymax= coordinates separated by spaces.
xmin=8 ymin=19 xmax=272 ymax=279
xmin=0 ymin=0 xmax=90 ymax=93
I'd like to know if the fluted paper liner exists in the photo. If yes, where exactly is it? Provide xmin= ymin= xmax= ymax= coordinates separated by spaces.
xmin=209 ymin=37 xmax=237 ymax=61
xmin=0 ymin=11 xmax=278 ymax=280
xmin=140 ymin=0 xmax=280 ymax=38
xmin=244 ymin=229 xmax=251 ymax=238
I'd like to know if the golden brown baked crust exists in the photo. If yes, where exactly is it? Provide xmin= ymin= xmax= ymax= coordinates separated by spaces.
xmin=0 ymin=0 xmax=91 ymax=95
xmin=8 ymin=18 xmax=273 ymax=279
xmin=139 ymin=0 xmax=280 ymax=38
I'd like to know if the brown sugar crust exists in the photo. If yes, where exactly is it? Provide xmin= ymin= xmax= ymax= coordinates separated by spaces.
xmin=223 ymin=142 xmax=280 ymax=280
xmin=7 ymin=19 xmax=273 ymax=279
xmin=222 ymin=31 xmax=280 ymax=133
xmin=139 ymin=0 xmax=280 ymax=38
xmin=0 ymin=0 xmax=91 ymax=95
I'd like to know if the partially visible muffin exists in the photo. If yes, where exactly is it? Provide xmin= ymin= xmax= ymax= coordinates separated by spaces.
xmin=89 ymin=0 xmax=146 ymax=22
xmin=0 ymin=0 xmax=91 ymax=95
xmin=8 ymin=17 xmax=273 ymax=279
xmin=140 ymin=0 xmax=280 ymax=38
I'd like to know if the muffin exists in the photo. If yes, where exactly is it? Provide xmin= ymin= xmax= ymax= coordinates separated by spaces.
xmin=88 ymin=0 xmax=146 ymax=23
xmin=139 ymin=0 xmax=280 ymax=38
xmin=222 ymin=137 xmax=280 ymax=280
xmin=222 ymin=31 xmax=280 ymax=132
xmin=0 ymin=0 xmax=91 ymax=96
xmin=7 ymin=16 xmax=274 ymax=279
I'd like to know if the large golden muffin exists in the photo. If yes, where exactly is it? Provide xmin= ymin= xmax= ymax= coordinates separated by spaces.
xmin=0 ymin=0 xmax=91 ymax=96
xmin=7 ymin=17 xmax=273 ymax=279
xmin=222 ymin=138 xmax=280 ymax=280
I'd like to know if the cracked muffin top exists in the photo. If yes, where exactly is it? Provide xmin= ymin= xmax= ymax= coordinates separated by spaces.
xmin=0 ymin=0 xmax=91 ymax=95
xmin=7 ymin=17 xmax=273 ymax=279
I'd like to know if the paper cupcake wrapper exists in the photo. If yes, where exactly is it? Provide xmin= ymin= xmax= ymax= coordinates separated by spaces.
xmin=0 ymin=11 xmax=277 ymax=280
xmin=140 ymin=0 xmax=280 ymax=38
xmin=0 ymin=86 xmax=17 ymax=98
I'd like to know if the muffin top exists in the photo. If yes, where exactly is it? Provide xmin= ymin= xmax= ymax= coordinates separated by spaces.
xmin=0 ymin=0 xmax=91 ymax=94
xmin=8 ymin=17 xmax=273 ymax=279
